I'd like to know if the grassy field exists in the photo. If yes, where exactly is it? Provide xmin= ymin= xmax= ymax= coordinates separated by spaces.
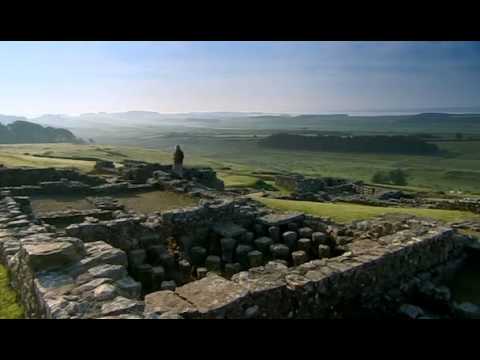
xmin=115 ymin=191 xmax=198 ymax=213
xmin=252 ymin=195 xmax=480 ymax=224
xmin=0 ymin=266 xmax=23 ymax=319
xmin=1 ymin=139 xmax=479 ymax=194
xmin=101 ymin=134 xmax=480 ymax=193
xmin=30 ymin=191 xmax=198 ymax=215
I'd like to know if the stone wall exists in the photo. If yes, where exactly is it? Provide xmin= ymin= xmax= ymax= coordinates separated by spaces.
xmin=0 ymin=167 xmax=105 ymax=187
xmin=37 ymin=209 xmax=114 ymax=227
xmin=0 ymin=191 xmax=473 ymax=319
xmin=143 ymin=225 xmax=469 ymax=319
xmin=120 ymin=160 xmax=225 ymax=191
xmin=0 ymin=196 xmax=144 ymax=319
xmin=428 ymin=198 xmax=480 ymax=214
xmin=275 ymin=174 xmax=360 ymax=195
xmin=1 ymin=181 xmax=156 ymax=197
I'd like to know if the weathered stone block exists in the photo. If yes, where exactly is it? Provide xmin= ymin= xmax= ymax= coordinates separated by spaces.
xmin=235 ymin=244 xmax=254 ymax=268
xmin=152 ymin=266 xmax=166 ymax=286
xmin=88 ymin=264 xmax=127 ymax=281
xmin=81 ymin=241 xmax=127 ymax=269
xmin=282 ymin=231 xmax=298 ymax=250
xmin=115 ymin=277 xmax=142 ymax=299
xmin=297 ymin=238 xmax=312 ymax=253
xmin=147 ymin=245 xmax=167 ymax=265
xmin=248 ymin=250 xmax=263 ymax=268
xmin=196 ymin=267 xmax=208 ymax=279
xmin=260 ymin=213 xmax=305 ymax=227
xmin=190 ymin=246 xmax=207 ymax=266
xmin=101 ymin=296 xmax=144 ymax=317
xmin=161 ymin=280 xmax=177 ymax=291
xmin=270 ymin=244 xmax=290 ymax=261
xmin=220 ymin=237 xmax=237 ymax=263
xmin=136 ymin=263 xmax=153 ymax=291
xmin=268 ymin=226 xmax=280 ymax=242
xmin=178 ymin=259 xmax=192 ymax=280
xmin=254 ymin=223 xmax=265 ymax=237
xmin=224 ymin=262 xmax=241 ymax=278
xmin=254 ymin=236 xmax=273 ymax=255
xmin=298 ymin=227 xmax=313 ymax=239
xmin=6 ymin=219 xmax=30 ymax=228
xmin=287 ymin=222 xmax=298 ymax=232
xmin=159 ymin=253 xmax=176 ymax=271
xmin=205 ymin=255 xmax=222 ymax=272
xmin=239 ymin=231 xmax=255 ymax=245
xmin=128 ymin=249 xmax=146 ymax=268
xmin=453 ymin=302 xmax=480 ymax=319
xmin=312 ymin=232 xmax=328 ymax=246
xmin=175 ymin=274 xmax=249 ymax=318
xmin=93 ymin=283 xmax=117 ymax=301
xmin=318 ymin=245 xmax=331 ymax=259
xmin=212 ymin=222 xmax=247 ymax=238
xmin=144 ymin=290 xmax=197 ymax=316
xmin=292 ymin=250 xmax=308 ymax=266
xmin=24 ymin=241 xmax=83 ymax=272
xmin=398 ymin=304 xmax=425 ymax=319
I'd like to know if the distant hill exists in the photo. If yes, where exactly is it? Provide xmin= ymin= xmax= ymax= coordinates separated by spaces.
xmin=395 ymin=113 xmax=480 ymax=125
xmin=3 ymin=111 xmax=480 ymax=143
xmin=0 ymin=119 xmax=81 ymax=144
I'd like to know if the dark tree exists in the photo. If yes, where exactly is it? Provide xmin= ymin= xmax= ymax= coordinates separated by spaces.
xmin=389 ymin=169 xmax=408 ymax=186
xmin=372 ymin=171 xmax=390 ymax=184
xmin=455 ymin=133 xmax=463 ymax=141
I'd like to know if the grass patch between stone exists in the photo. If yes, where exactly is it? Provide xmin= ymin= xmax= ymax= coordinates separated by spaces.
xmin=0 ymin=265 xmax=24 ymax=319
xmin=252 ymin=195 xmax=480 ymax=224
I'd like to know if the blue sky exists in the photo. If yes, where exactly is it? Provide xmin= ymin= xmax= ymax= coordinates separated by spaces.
xmin=0 ymin=41 xmax=479 ymax=117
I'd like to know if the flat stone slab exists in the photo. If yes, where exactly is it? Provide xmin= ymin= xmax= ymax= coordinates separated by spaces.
xmin=212 ymin=222 xmax=247 ymax=238
xmin=175 ymin=274 xmax=248 ymax=316
xmin=100 ymin=296 xmax=144 ymax=317
xmin=258 ymin=212 xmax=305 ymax=227
xmin=144 ymin=290 xmax=197 ymax=316
xmin=24 ymin=241 xmax=82 ymax=272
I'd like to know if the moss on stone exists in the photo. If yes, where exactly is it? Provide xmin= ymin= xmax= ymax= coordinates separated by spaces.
xmin=0 ymin=265 xmax=24 ymax=319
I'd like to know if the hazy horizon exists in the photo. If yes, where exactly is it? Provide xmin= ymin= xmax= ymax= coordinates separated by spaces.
xmin=0 ymin=41 xmax=479 ymax=117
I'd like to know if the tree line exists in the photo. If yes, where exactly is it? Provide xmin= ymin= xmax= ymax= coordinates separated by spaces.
xmin=259 ymin=133 xmax=440 ymax=155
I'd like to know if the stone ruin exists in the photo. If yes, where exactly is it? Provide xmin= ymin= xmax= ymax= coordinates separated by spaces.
xmin=1 ymin=186 xmax=479 ymax=319
xmin=274 ymin=174 xmax=364 ymax=202
xmin=0 ymin=156 xmax=225 ymax=198
xmin=272 ymin=174 xmax=480 ymax=216
xmin=1 ymin=149 xmax=480 ymax=319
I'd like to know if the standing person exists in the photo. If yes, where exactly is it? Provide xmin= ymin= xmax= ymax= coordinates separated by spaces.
xmin=173 ymin=144 xmax=184 ymax=177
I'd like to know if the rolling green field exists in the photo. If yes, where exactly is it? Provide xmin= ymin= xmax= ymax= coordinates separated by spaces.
xmin=252 ymin=195 xmax=480 ymax=224
xmin=1 ymin=138 xmax=479 ymax=193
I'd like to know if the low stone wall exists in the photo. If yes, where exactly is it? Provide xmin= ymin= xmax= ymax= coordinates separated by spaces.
xmin=65 ymin=216 xmax=166 ymax=252
xmin=0 ymin=167 xmax=105 ymax=187
xmin=1 ymin=181 xmax=157 ymax=197
xmin=275 ymin=174 xmax=360 ymax=195
xmin=121 ymin=160 xmax=225 ymax=191
xmin=428 ymin=199 xmax=480 ymax=214
xmin=0 ymin=196 xmax=144 ymax=319
xmin=37 ymin=209 xmax=114 ymax=227
xmin=143 ymin=225 xmax=469 ymax=319
xmin=0 ymin=192 xmax=473 ymax=319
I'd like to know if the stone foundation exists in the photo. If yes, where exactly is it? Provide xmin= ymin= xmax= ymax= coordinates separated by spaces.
xmin=144 ymin=226 xmax=469 ymax=318
xmin=1 ymin=192 xmax=472 ymax=319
